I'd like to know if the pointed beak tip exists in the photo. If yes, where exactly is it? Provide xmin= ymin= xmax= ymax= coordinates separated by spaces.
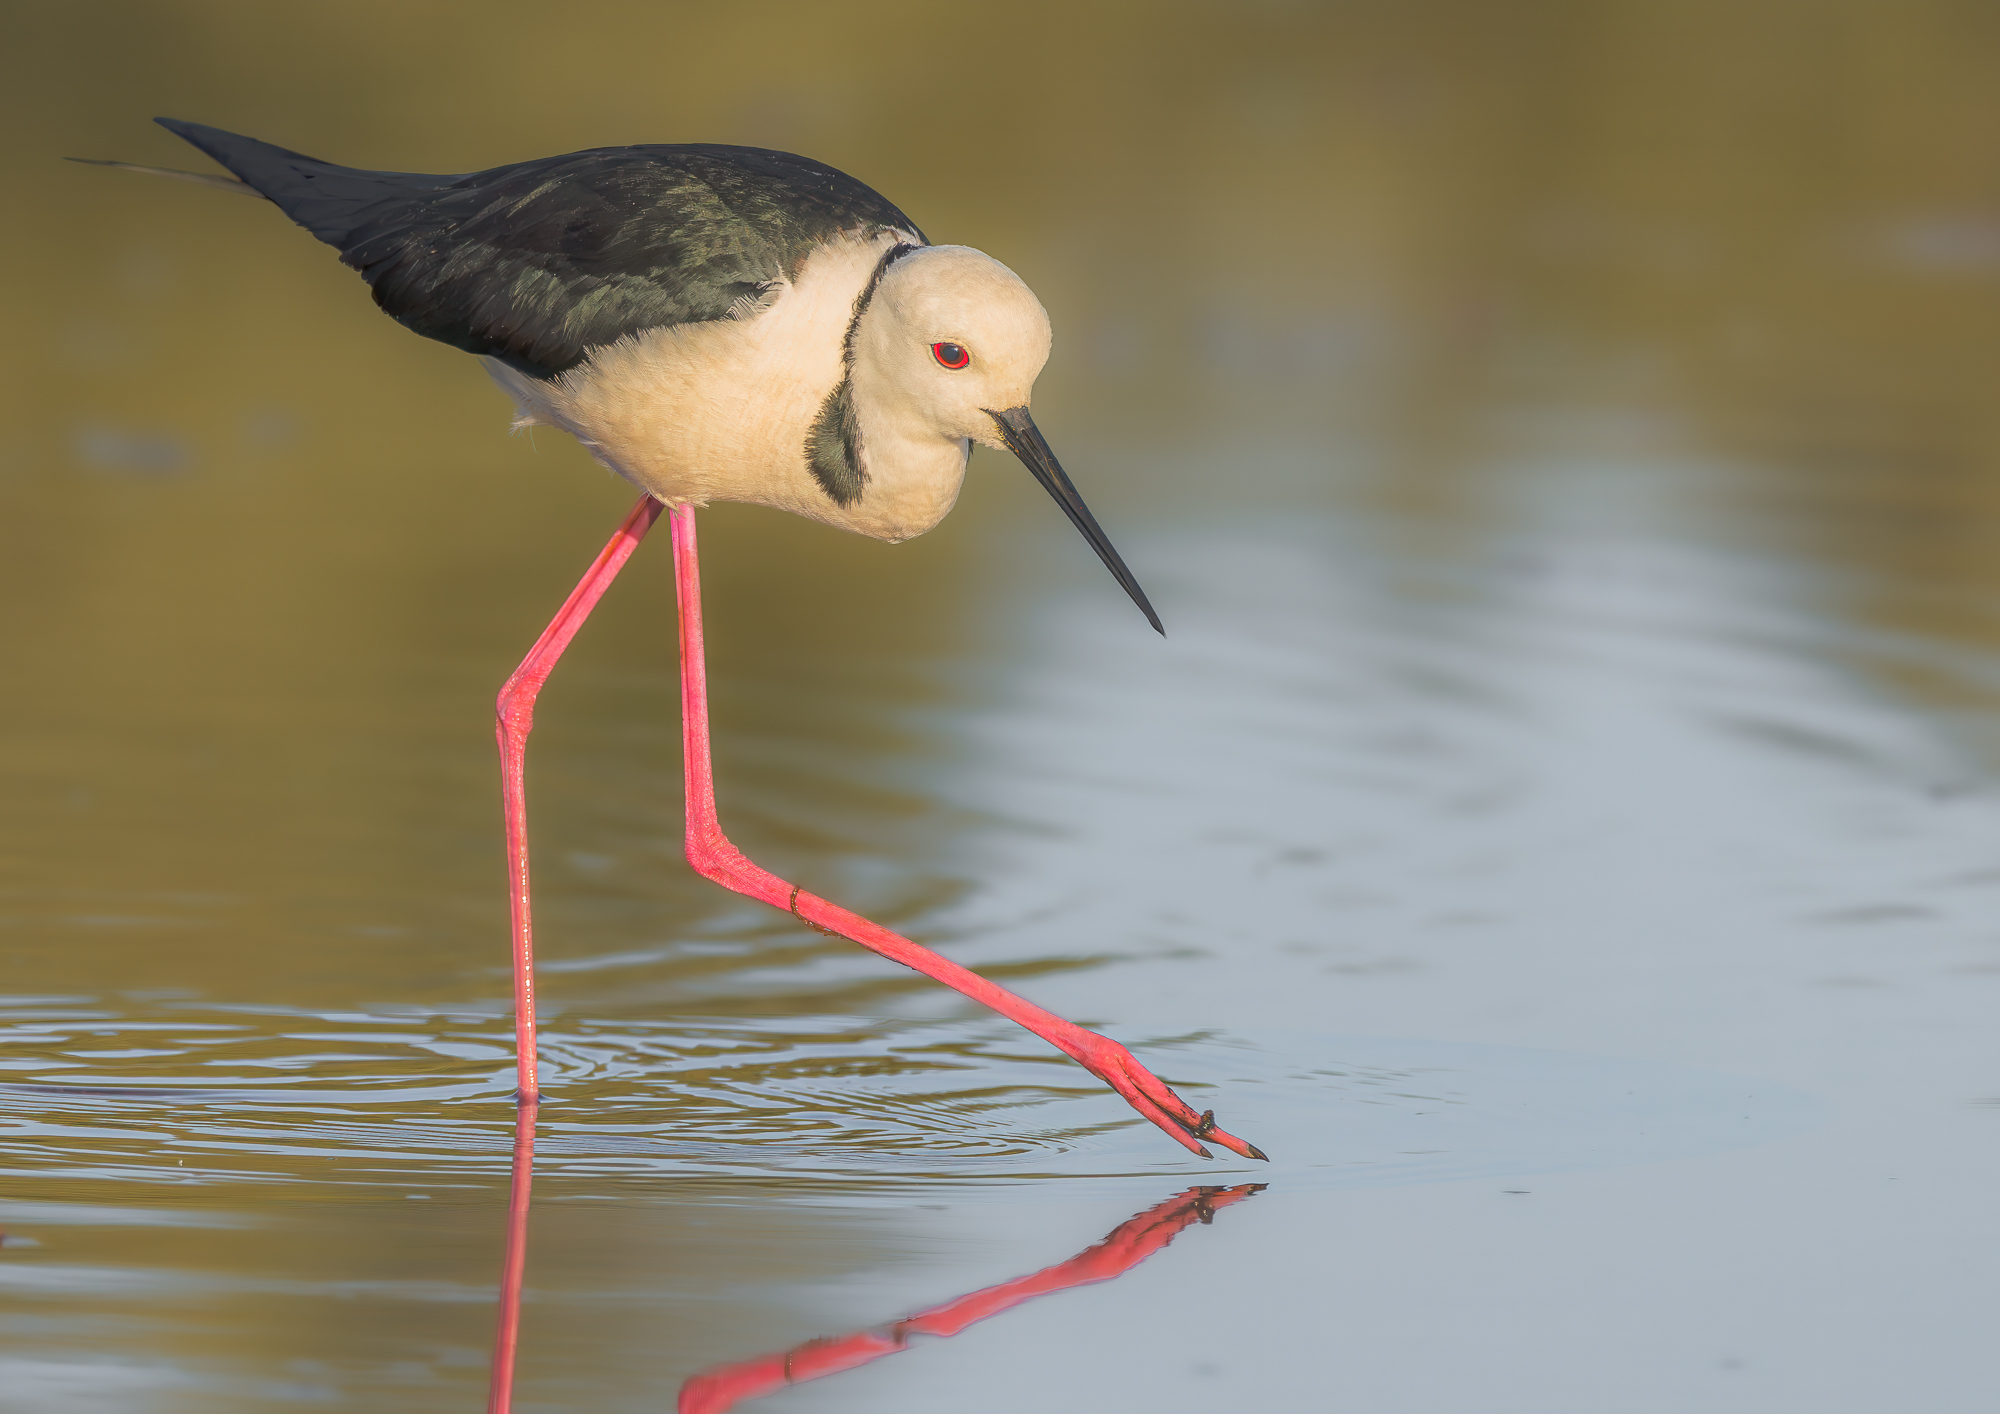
xmin=986 ymin=406 xmax=1165 ymax=638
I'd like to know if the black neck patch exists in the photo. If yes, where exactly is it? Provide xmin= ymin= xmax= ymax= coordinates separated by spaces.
xmin=806 ymin=378 xmax=865 ymax=506
xmin=804 ymin=242 xmax=917 ymax=506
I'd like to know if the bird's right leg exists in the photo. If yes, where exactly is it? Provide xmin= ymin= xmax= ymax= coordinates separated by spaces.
xmin=495 ymin=495 xmax=664 ymax=1101
xmin=666 ymin=504 xmax=1265 ymax=1161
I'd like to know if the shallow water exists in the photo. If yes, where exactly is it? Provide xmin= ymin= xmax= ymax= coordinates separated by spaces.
xmin=1 ymin=1005 xmax=1819 ymax=1204
xmin=6 ymin=5 xmax=2000 ymax=1411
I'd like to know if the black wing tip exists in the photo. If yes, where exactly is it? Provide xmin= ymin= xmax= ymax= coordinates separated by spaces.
xmin=150 ymin=117 xmax=245 ymax=170
xmin=150 ymin=117 xmax=289 ymax=167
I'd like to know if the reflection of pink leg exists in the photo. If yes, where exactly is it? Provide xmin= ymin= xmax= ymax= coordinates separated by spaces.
xmin=496 ymin=496 xmax=664 ymax=1100
xmin=486 ymin=1098 xmax=539 ymax=1414
xmin=667 ymin=505 xmax=1264 ymax=1161
xmin=677 ymin=1183 xmax=1264 ymax=1413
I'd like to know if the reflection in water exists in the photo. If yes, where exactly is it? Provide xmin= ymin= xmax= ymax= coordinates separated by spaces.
xmin=473 ymin=1104 xmax=1260 ymax=1412
xmin=673 ymin=1184 xmax=1264 ymax=1413
xmin=486 ymin=1099 xmax=538 ymax=1414
xmin=10 ymin=5 xmax=2000 ymax=1408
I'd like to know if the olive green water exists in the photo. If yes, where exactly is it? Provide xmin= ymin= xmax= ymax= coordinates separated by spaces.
xmin=3 ymin=4 xmax=1999 ymax=1410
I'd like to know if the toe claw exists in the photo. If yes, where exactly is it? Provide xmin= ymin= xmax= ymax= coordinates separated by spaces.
xmin=1080 ymin=1035 xmax=1267 ymax=1162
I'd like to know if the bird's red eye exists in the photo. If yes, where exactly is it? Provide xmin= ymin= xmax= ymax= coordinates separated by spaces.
xmin=931 ymin=341 xmax=971 ymax=370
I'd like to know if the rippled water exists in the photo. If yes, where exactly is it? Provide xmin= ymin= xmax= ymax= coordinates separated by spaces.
xmin=2 ymin=1000 xmax=1818 ymax=1205
xmin=10 ymin=477 xmax=1991 ymax=1409
xmin=9 ymin=6 xmax=2000 ymax=1412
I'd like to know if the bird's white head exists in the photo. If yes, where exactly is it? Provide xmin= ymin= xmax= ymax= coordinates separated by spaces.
xmin=849 ymin=244 xmax=1051 ymax=446
xmin=846 ymin=244 xmax=1162 ymax=633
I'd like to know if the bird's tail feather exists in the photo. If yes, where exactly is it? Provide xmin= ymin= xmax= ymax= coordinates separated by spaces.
xmin=139 ymin=118 xmax=458 ymax=250
xmin=65 ymin=156 xmax=266 ymax=198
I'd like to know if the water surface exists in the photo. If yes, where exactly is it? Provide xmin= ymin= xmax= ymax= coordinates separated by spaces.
xmin=4 ymin=5 xmax=1999 ymax=1411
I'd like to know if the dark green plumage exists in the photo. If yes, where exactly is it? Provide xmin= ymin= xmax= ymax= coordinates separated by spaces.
xmin=155 ymin=119 xmax=926 ymax=380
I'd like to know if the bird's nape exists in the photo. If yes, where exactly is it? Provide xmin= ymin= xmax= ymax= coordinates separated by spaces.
xmin=984 ymin=405 xmax=1164 ymax=635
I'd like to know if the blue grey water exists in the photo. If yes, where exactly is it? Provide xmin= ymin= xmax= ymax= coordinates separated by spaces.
xmin=5 ymin=434 xmax=1994 ymax=1411
xmin=6 ymin=4 xmax=2000 ymax=1406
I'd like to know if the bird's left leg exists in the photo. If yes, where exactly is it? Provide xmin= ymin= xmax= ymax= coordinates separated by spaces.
xmin=666 ymin=504 xmax=1265 ymax=1161
xmin=495 ymin=495 xmax=664 ymax=1101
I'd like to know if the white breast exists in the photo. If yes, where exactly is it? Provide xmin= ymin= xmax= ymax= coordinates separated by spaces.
xmin=482 ymin=229 xmax=964 ymax=542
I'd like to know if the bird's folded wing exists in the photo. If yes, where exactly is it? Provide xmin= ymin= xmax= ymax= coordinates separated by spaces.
xmin=156 ymin=120 xmax=924 ymax=379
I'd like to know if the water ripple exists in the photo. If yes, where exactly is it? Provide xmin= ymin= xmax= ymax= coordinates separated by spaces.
xmin=0 ymin=1003 xmax=1817 ymax=1206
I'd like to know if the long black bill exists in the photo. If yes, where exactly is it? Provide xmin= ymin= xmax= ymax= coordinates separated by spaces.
xmin=985 ymin=406 xmax=1164 ymax=635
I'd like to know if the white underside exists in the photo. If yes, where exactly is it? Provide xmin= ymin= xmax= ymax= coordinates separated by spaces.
xmin=482 ymin=229 xmax=969 ymax=543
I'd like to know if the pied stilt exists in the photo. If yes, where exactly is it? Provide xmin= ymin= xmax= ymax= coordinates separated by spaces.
xmin=81 ymin=119 xmax=1264 ymax=1163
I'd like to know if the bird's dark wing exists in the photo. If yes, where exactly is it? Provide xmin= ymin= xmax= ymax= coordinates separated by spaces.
xmin=155 ymin=119 xmax=926 ymax=378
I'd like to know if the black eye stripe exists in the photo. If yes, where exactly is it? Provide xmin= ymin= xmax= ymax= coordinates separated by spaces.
xmin=931 ymin=341 xmax=970 ymax=370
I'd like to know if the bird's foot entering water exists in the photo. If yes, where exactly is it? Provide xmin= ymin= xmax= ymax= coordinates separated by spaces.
xmin=1058 ymin=1028 xmax=1268 ymax=1161
xmin=704 ymin=842 xmax=1268 ymax=1160
xmin=671 ymin=504 xmax=1264 ymax=1162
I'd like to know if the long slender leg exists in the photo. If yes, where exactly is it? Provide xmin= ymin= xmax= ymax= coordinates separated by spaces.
xmin=667 ymin=504 xmax=1264 ymax=1161
xmin=497 ymin=495 xmax=664 ymax=1100
xmin=485 ymin=1098 xmax=538 ymax=1414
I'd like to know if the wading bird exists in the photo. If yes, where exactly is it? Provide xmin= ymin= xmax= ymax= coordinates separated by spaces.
xmin=84 ymin=119 xmax=1264 ymax=1162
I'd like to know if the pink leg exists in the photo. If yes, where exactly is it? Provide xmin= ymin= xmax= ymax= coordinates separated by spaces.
xmin=668 ymin=505 xmax=1264 ymax=1161
xmin=497 ymin=495 xmax=665 ymax=1100
xmin=485 ymin=1098 xmax=538 ymax=1414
